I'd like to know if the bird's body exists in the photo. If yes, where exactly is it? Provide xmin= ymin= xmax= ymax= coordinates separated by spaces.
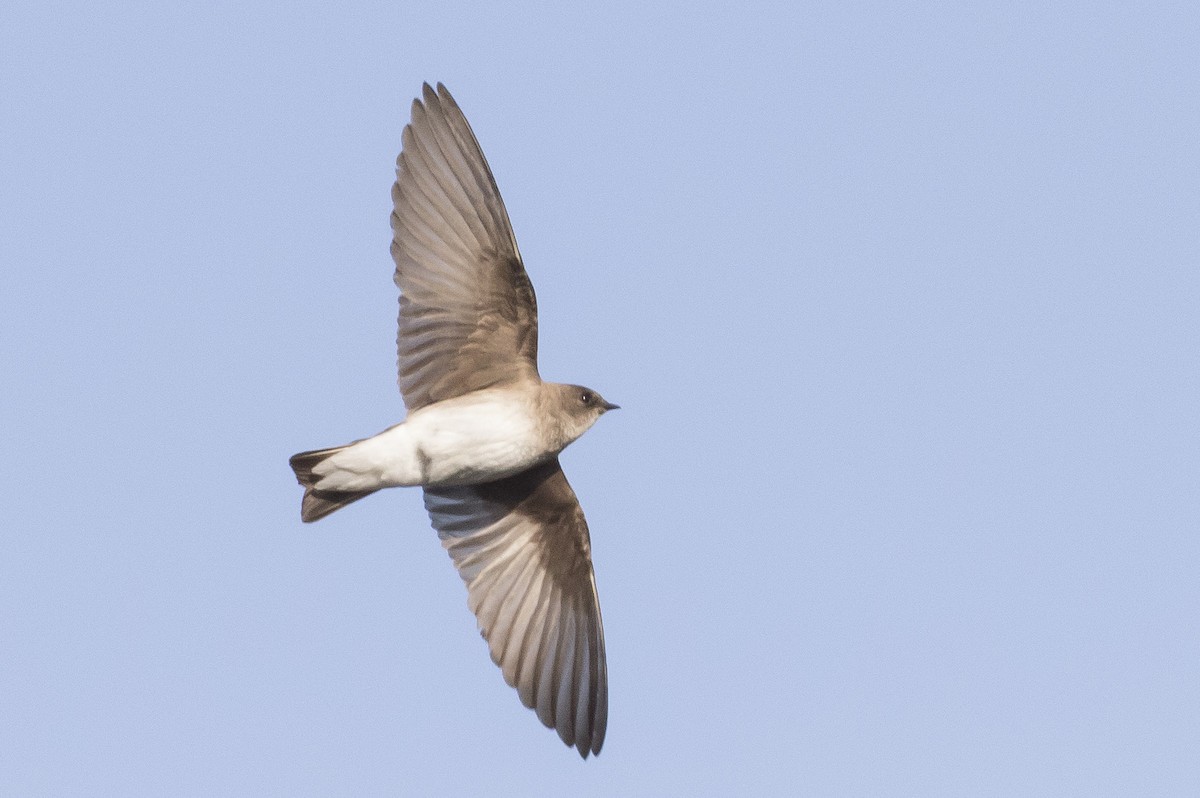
xmin=298 ymin=383 xmax=605 ymax=493
xmin=289 ymin=83 xmax=615 ymax=758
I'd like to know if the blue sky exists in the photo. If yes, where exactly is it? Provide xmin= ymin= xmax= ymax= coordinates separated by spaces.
xmin=3 ymin=1 xmax=1198 ymax=795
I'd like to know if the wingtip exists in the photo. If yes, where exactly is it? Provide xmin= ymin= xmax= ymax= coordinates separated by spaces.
xmin=575 ymin=739 xmax=601 ymax=760
xmin=417 ymin=81 xmax=457 ymax=113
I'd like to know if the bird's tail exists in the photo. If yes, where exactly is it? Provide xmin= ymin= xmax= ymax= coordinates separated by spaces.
xmin=289 ymin=446 xmax=379 ymax=523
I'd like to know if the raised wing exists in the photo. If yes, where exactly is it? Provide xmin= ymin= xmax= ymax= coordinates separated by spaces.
xmin=423 ymin=458 xmax=608 ymax=758
xmin=391 ymin=83 xmax=539 ymax=411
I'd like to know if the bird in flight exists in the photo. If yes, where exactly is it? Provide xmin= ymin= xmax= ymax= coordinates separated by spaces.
xmin=289 ymin=83 xmax=616 ymax=758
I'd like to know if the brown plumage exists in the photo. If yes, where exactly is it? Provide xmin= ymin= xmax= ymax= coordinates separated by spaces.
xmin=289 ymin=83 xmax=615 ymax=758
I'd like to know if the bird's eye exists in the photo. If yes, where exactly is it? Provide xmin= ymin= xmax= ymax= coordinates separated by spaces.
xmin=579 ymin=391 xmax=593 ymax=405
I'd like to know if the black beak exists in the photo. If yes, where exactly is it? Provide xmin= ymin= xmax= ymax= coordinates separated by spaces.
xmin=602 ymin=401 xmax=620 ymax=411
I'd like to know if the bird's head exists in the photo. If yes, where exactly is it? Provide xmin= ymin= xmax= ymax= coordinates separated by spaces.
xmin=545 ymin=383 xmax=619 ymax=446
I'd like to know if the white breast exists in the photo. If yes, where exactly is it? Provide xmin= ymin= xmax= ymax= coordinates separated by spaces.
xmin=310 ymin=388 xmax=551 ymax=492
xmin=404 ymin=391 xmax=544 ymax=485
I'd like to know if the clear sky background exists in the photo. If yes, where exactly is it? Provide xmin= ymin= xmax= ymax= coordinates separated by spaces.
xmin=3 ymin=2 xmax=1198 ymax=795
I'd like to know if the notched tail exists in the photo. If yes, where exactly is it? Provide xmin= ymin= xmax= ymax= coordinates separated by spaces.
xmin=289 ymin=446 xmax=378 ymax=523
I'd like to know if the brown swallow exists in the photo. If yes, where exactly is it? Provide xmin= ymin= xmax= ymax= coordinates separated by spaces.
xmin=290 ymin=83 xmax=615 ymax=758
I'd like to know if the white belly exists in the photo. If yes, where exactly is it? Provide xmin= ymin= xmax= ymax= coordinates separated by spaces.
xmin=403 ymin=392 xmax=544 ymax=485
xmin=311 ymin=390 xmax=547 ymax=492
